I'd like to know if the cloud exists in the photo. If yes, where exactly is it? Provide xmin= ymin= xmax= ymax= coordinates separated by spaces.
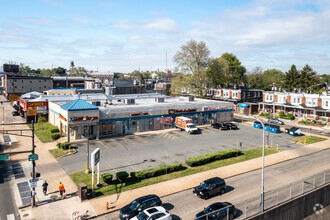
xmin=15 ymin=17 xmax=59 ymax=26
xmin=144 ymin=18 xmax=180 ymax=32
xmin=111 ymin=20 xmax=138 ymax=30
xmin=73 ymin=17 xmax=90 ymax=25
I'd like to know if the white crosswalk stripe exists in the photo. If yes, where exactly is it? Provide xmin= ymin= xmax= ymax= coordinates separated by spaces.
xmin=7 ymin=214 xmax=15 ymax=220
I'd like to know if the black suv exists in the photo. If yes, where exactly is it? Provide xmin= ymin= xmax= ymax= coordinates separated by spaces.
xmin=211 ymin=123 xmax=229 ymax=130
xmin=193 ymin=177 xmax=226 ymax=200
xmin=224 ymin=123 xmax=238 ymax=130
xmin=195 ymin=202 xmax=236 ymax=220
xmin=119 ymin=194 xmax=162 ymax=220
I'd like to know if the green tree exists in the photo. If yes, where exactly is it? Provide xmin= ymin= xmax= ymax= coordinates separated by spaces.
xmin=55 ymin=67 xmax=66 ymax=76
xmin=173 ymin=39 xmax=210 ymax=96
xmin=170 ymin=73 xmax=193 ymax=95
xmin=68 ymin=67 xmax=88 ymax=77
xmin=263 ymin=69 xmax=285 ymax=90
xmin=299 ymin=64 xmax=319 ymax=92
xmin=284 ymin=65 xmax=300 ymax=92
xmin=41 ymin=68 xmax=57 ymax=77
xmin=206 ymin=57 xmax=229 ymax=87
xmin=221 ymin=53 xmax=247 ymax=86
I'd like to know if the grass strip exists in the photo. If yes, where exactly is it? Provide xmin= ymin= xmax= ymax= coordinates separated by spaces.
xmin=291 ymin=136 xmax=327 ymax=145
xmin=69 ymin=147 xmax=278 ymax=199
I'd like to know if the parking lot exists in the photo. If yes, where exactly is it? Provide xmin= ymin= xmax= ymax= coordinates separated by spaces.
xmin=58 ymin=123 xmax=301 ymax=175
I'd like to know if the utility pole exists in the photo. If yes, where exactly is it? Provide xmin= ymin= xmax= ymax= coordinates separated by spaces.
xmin=31 ymin=120 xmax=36 ymax=207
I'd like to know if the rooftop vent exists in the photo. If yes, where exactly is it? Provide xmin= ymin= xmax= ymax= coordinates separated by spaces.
xmin=123 ymin=99 xmax=135 ymax=105
xmin=155 ymin=97 xmax=165 ymax=103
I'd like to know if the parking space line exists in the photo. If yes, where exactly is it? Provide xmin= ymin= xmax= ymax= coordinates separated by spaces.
xmin=126 ymin=162 xmax=138 ymax=171
xmin=175 ymin=131 xmax=189 ymax=138
xmin=96 ymin=140 xmax=110 ymax=149
xmin=169 ymin=134 xmax=178 ymax=140
xmin=134 ymin=135 xmax=148 ymax=143
xmin=109 ymin=138 xmax=125 ymax=148
xmin=121 ymin=137 xmax=135 ymax=145
xmin=109 ymin=164 xmax=119 ymax=173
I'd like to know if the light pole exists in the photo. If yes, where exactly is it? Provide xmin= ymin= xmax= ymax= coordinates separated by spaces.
xmin=244 ymin=116 xmax=265 ymax=212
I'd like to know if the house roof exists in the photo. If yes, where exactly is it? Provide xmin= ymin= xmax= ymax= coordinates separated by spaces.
xmin=60 ymin=98 xmax=98 ymax=111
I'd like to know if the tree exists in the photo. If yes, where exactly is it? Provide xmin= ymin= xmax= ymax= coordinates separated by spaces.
xmin=173 ymin=40 xmax=210 ymax=96
xmin=247 ymin=68 xmax=284 ymax=90
xmin=40 ymin=68 xmax=57 ymax=77
xmin=284 ymin=65 xmax=300 ymax=92
xmin=206 ymin=57 xmax=229 ymax=87
xmin=221 ymin=53 xmax=247 ymax=86
xmin=55 ymin=67 xmax=66 ymax=76
xmin=170 ymin=73 xmax=193 ymax=95
xmin=68 ymin=67 xmax=88 ymax=77
xmin=299 ymin=64 xmax=319 ymax=92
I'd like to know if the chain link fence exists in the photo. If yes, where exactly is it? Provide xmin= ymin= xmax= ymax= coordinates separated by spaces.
xmin=195 ymin=169 xmax=330 ymax=220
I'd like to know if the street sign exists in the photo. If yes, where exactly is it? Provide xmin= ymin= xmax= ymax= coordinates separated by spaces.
xmin=91 ymin=148 xmax=100 ymax=167
xmin=0 ymin=154 xmax=9 ymax=160
xmin=29 ymin=179 xmax=38 ymax=188
xmin=28 ymin=154 xmax=38 ymax=161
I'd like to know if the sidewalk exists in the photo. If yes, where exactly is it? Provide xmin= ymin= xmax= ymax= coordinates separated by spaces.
xmin=88 ymin=136 xmax=330 ymax=216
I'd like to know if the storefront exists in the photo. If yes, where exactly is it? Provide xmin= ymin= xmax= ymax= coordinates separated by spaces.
xmin=19 ymin=98 xmax=48 ymax=123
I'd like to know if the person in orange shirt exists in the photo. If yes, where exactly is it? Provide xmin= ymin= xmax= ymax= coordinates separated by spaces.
xmin=58 ymin=182 xmax=65 ymax=198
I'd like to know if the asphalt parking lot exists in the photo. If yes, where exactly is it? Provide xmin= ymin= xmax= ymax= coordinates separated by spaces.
xmin=58 ymin=123 xmax=302 ymax=175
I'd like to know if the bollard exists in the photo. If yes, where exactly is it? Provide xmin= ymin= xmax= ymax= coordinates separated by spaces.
xmin=106 ymin=202 xmax=109 ymax=210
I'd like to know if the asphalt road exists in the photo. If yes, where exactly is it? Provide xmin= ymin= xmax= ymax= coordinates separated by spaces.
xmin=0 ymin=161 xmax=18 ymax=220
xmin=58 ymin=124 xmax=300 ymax=175
xmin=98 ymin=148 xmax=330 ymax=220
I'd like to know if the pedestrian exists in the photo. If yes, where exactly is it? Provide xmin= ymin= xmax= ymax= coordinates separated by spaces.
xmin=42 ymin=180 xmax=48 ymax=195
xmin=58 ymin=182 xmax=65 ymax=198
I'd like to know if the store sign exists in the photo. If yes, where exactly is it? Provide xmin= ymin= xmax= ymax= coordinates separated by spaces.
xmin=8 ymin=95 xmax=19 ymax=101
xmin=168 ymin=109 xmax=196 ymax=114
xmin=203 ymin=106 xmax=229 ymax=111
xmin=70 ymin=116 xmax=98 ymax=121
xmin=130 ymin=112 xmax=149 ymax=116
xmin=59 ymin=114 xmax=67 ymax=121
xmin=27 ymin=102 xmax=47 ymax=107
xmin=27 ymin=107 xmax=37 ymax=116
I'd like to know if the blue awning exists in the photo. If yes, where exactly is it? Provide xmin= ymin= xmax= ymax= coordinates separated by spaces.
xmin=238 ymin=103 xmax=249 ymax=108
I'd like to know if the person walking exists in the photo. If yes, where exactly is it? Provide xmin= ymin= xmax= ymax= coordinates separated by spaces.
xmin=58 ymin=182 xmax=65 ymax=198
xmin=42 ymin=180 xmax=48 ymax=195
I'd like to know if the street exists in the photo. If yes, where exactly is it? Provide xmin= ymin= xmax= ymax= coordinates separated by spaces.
xmin=58 ymin=124 xmax=301 ymax=175
xmin=99 ymin=148 xmax=330 ymax=220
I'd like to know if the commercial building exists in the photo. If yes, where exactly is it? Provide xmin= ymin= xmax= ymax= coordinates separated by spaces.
xmin=47 ymin=93 xmax=234 ymax=141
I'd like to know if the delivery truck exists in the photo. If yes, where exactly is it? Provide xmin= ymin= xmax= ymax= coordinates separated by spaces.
xmin=175 ymin=116 xmax=199 ymax=134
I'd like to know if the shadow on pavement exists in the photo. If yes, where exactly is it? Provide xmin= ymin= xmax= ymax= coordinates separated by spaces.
xmin=36 ymin=191 xmax=78 ymax=207
xmin=162 ymin=203 xmax=174 ymax=211
xmin=226 ymin=185 xmax=235 ymax=194
xmin=171 ymin=214 xmax=181 ymax=220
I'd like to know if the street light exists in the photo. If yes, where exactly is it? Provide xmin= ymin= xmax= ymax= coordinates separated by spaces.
xmin=243 ymin=116 xmax=265 ymax=212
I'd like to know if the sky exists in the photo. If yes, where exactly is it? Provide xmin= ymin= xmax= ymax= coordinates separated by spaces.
xmin=1 ymin=0 xmax=330 ymax=74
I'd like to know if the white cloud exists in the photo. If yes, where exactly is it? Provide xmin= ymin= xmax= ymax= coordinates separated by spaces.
xmin=144 ymin=18 xmax=180 ymax=32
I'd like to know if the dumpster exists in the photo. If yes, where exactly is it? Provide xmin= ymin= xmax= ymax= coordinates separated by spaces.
xmin=78 ymin=183 xmax=88 ymax=201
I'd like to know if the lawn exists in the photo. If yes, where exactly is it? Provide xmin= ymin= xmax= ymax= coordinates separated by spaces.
xmin=49 ymin=148 xmax=76 ymax=159
xmin=70 ymin=147 xmax=278 ymax=199
xmin=291 ymin=136 xmax=327 ymax=145
xmin=28 ymin=122 xmax=60 ymax=143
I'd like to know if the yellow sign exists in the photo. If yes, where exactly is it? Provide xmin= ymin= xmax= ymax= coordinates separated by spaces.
xmin=8 ymin=95 xmax=20 ymax=101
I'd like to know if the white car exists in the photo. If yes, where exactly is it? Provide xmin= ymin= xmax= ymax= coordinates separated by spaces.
xmin=131 ymin=206 xmax=172 ymax=220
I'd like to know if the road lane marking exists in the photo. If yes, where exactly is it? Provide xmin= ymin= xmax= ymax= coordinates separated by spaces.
xmin=96 ymin=140 xmax=109 ymax=149
xmin=122 ymin=137 xmax=135 ymax=145
xmin=126 ymin=162 xmax=138 ymax=171
xmin=134 ymin=135 xmax=148 ymax=143
xmin=175 ymin=132 xmax=189 ymax=138
xmin=168 ymin=134 xmax=177 ymax=140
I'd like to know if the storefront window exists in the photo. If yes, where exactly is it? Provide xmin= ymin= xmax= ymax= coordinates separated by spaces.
xmin=100 ymin=122 xmax=112 ymax=136
xmin=141 ymin=118 xmax=152 ymax=132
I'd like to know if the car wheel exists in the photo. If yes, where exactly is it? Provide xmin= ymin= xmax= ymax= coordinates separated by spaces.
xmin=220 ymin=188 xmax=225 ymax=195
xmin=204 ymin=194 xmax=209 ymax=200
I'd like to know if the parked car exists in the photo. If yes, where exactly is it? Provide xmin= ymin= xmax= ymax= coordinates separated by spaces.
xmin=211 ymin=123 xmax=229 ymax=130
xmin=224 ymin=123 xmax=238 ymax=130
xmin=195 ymin=202 xmax=236 ymax=220
xmin=193 ymin=177 xmax=226 ymax=200
xmin=132 ymin=206 xmax=172 ymax=220
xmin=12 ymin=110 xmax=19 ymax=116
xmin=285 ymin=127 xmax=302 ymax=136
xmin=268 ymin=118 xmax=284 ymax=125
xmin=119 ymin=194 xmax=162 ymax=220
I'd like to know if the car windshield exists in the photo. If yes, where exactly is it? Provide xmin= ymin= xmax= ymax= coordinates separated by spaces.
xmin=129 ymin=200 xmax=140 ymax=210
xmin=187 ymin=124 xmax=196 ymax=128
xmin=204 ymin=206 xmax=213 ymax=213
xmin=200 ymin=182 xmax=209 ymax=188
xmin=137 ymin=211 xmax=148 ymax=220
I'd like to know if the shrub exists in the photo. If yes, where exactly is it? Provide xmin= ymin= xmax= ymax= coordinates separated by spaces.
xmin=132 ymin=163 xmax=182 ymax=180
xmin=56 ymin=142 xmax=61 ymax=148
xmin=287 ymin=113 xmax=295 ymax=119
xmin=116 ymin=171 xmax=129 ymax=182
xmin=101 ymin=173 xmax=113 ymax=184
xmin=38 ymin=116 xmax=47 ymax=123
xmin=185 ymin=148 xmax=242 ymax=167
xmin=50 ymin=127 xmax=60 ymax=133
xmin=60 ymin=142 xmax=71 ymax=150
xmin=279 ymin=111 xmax=285 ymax=117
xmin=51 ymin=133 xmax=60 ymax=140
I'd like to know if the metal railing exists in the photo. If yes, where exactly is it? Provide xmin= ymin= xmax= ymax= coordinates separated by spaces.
xmin=194 ymin=169 xmax=329 ymax=220
xmin=234 ymin=169 xmax=330 ymax=219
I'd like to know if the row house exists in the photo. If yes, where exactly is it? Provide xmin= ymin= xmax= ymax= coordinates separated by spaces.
xmin=259 ymin=91 xmax=330 ymax=121
xmin=212 ymin=87 xmax=263 ymax=115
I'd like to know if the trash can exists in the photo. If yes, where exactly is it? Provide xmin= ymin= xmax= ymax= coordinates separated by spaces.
xmin=78 ymin=183 xmax=88 ymax=201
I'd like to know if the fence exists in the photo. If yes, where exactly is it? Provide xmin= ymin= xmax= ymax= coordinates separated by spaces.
xmin=195 ymin=169 xmax=330 ymax=220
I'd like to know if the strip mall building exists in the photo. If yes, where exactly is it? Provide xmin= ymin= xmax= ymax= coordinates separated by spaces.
xmin=47 ymin=94 xmax=234 ymax=141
